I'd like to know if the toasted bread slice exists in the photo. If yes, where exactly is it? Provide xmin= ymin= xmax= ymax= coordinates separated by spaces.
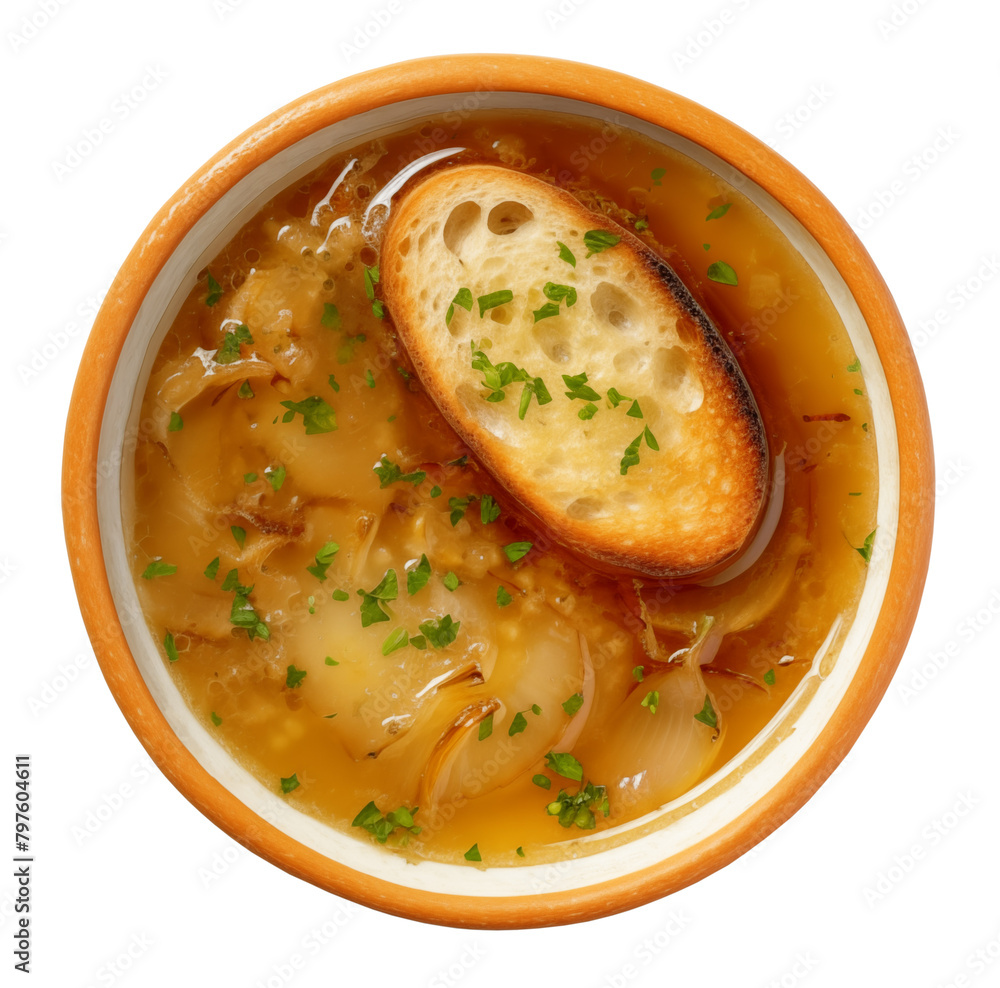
xmin=381 ymin=164 xmax=767 ymax=578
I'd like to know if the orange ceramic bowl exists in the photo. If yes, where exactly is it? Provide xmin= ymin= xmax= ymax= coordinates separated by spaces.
xmin=62 ymin=55 xmax=933 ymax=929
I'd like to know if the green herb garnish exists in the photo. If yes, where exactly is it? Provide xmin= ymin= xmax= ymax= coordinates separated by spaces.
xmin=477 ymin=289 xmax=514 ymax=317
xmin=406 ymin=554 xmax=432 ymax=596
xmin=164 ymin=632 xmax=179 ymax=663
xmin=448 ymin=495 xmax=474 ymax=526
xmin=168 ymin=411 xmax=183 ymax=432
xmin=532 ymin=302 xmax=561 ymax=322
xmin=446 ymin=287 xmax=474 ymax=326
xmin=204 ymin=557 xmax=220 ymax=580
xmin=620 ymin=426 xmax=659 ymax=475
xmin=694 ymin=694 xmax=718 ymax=729
xmin=321 ymin=303 xmax=341 ymax=329
xmin=546 ymin=781 xmax=609 ymax=830
xmin=373 ymin=454 xmax=425 ymax=488
xmin=706 ymin=202 xmax=732 ymax=221
xmin=464 ymin=843 xmax=482 ymax=862
xmin=443 ymin=571 xmax=461 ymax=592
xmin=562 ymin=372 xmax=601 ymax=402
xmin=237 ymin=380 xmax=255 ymax=399
xmin=556 ymin=241 xmax=576 ymax=267
xmin=285 ymin=665 xmax=307 ymax=689
xmin=544 ymin=751 xmax=583 ymax=783
xmin=847 ymin=358 xmax=861 ymax=373
xmin=854 ymin=528 xmax=877 ymax=564
xmin=533 ymin=774 xmax=551 ymax=790
xmin=280 ymin=774 xmax=300 ymax=794
xmin=419 ymin=614 xmax=460 ymax=649
xmin=351 ymin=801 xmax=421 ymax=844
xmin=763 ymin=668 xmax=776 ymax=686
xmin=210 ymin=711 xmax=222 ymax=726
xmin=306 ymin=541 xmax=340 ymax=582
xmin=141 ymin=559 xmax=177 ymax=579
xmin=480 ymin=494 xmax=500 ymax=524
xmin=478 ymin=713 xmax=494 ymax=741
xmin=496 ymin=586 xmax=513 ymax=608
xmin=503 ymin=541 xmax=533 ymax=563
xmin=578 ymin=403 xmax=598 ymax=420
xmin=640 ymin=690 xmax=659 ymax=714
xmin=205 ymin=271 xmax=223 ymax=307
xmin=583 ymin=230 xmax=621 ymax=257
xmin=562 ymin=693 xmax=584 ymax=716
xmin=231 ymin=525 xmax=246 ymax=550
xmin=382 ymin=628 xmax=410 ymax=656
xmin=651 ymin=167 xmax=666 ymax=186
xmin=331 ymin=589 xmax=349 ymax=602
xmin=280 ymin=395 xmax=337 ymax=434
xmin=221 ymin=569 xmax=270 ymax=641
xmin=264 ymin=465 xmax=286 ymax=492
xmin=357 ymin=569 xmax=398 ymax=627
xmin=707 ymin=261 xmax=738 ymax=286
xmin=215 ymin=323 xmax=253 ymax=364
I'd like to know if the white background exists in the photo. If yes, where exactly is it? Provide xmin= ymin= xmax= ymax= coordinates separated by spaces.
xmin=3 ymin=0 xmax=997 ymax=985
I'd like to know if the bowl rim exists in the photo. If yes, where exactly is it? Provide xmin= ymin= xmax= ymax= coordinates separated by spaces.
xmin=61 ymin=53 xmax=934 ymax=929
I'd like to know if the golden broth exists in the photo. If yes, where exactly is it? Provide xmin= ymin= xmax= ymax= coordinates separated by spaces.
xmin=129 ymin=110 xmax=877 ymax=865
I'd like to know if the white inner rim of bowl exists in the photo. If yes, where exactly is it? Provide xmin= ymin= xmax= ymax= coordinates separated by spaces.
xmin=97 ymin=91 xmax=899 ymax=899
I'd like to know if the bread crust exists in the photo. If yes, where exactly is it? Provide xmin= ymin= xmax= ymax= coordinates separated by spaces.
xmin=381 ymin=164 xmax=767 ymax=578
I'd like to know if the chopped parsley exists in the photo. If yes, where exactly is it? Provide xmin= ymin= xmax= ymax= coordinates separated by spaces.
xmin=853 ymin=388 xmax=864 ymax=396
xmin=221 ymin=569 xmax=270 ymax=641
xmin=215 ymin=323 xmax=253 ymax=364
xmin=321 ymin=302 xmax=341 ymax=329
xmin=635 ymin=218 xmax=649 ymax=232
xmin=543 ymin=282 xmax=578 ymax=306
xmin=382 ymin=628 xmax=410 ymax=656
xmin=556 ymin=241 xmax=577 ymax=267
xmin=496 ymin=586 xmax=513 ymax=608
xmin=352 ymin=801 xmax=421 ymax=844
xmin=545 ymin=751 xmax=583 ymax=783
xmin=546 ymin=781 xmax=610 ymax=830
xmin=430 ymin=485 xmax=442 ymax=498
xmin=578 ymin=403 xmax=598 ymax=420
xmin=406 ymin=554 xmax=432 ymax=596
xmin=280 ymin=774 xmax=300 ymax=794
xmin=163 ymin=632 xmax=179 ymax=663
xmin=204 ymin=557 xmax=220 ymax=580
xmin=533 ymin=774 xmax=551 ymax=790
xmin=707 ymin=261 xmax=738 ymax=286
xmin=583 ymin=230 xmax=621 ymax=257
xmin=141 ymin=559 xmax=177 ymax=579
xmin=419 ymin=614 xmax=460 ymax=649
xmin=373 ymin=454 xmax=425 ymax=488
xmin=264 ymin=464 xmax=286 ymax=492
xmin=231 ymin=525 xmax=246 ymax=550
xmin=854 ymin=528 xmax=877 ymax=564
xmin=606 ymin=387 xmax=630 ymax=408
xmin=448 ymin=495 xmax=474 ymax=526
xmin=337 ymin=333 xmax=366 ymax=364
xmin=503 ymin=541 xmax=533 ymax=563
xmin=324 ymin=656 xmax=339 ymax=665
xmin=464 ymin=843 xmax=482 ymax=862
xmin=508 ymin=703 xmax=543 ymax=736
xmin=847 ymin=358 xmax=861 ymax=373
xmin=651 ymin=167 xmax=666 ymax=186
xmin=640 ymin=690 xmax=659 ymax=714
xmin=446 ymin=287 xmax=474 ymax=326
xmin=626 ymin=399 xmax=644 ymax=419
xmin=694 ymin=693 xmax=718 ymax=730
xmin=363 ymin=265 xmax=383 ymax=318
xmin=243 ymin=472 xmax=258 ymax=484
xmin=705 ymin=202 xmax=732 ymax=221
xmin=562 ymin=371 xmax=601 ymax=403
xmin=477 ymin=289 xmax=514 ymax=317
xmin=620 ymin=426 xmax=659 ymax=475
xmin=357 ymin=569 xmax=398 ymax=627
xmin=516 ymin=846 xmax=525 ymax=858
xmin=237 ymin=379 xmax=255 ymax=399
xmin=280 ymin=395 xmax=337 ymax=434
xmin=210 ymin=711 xmax=223 ymax=726
xmin=562 ymin=693 xmax=584 ymax=716
xmin=365 ymin=369 xmax=376 ymax=388
xmin=285 ymin=665 xmax=307 ymax=689
xmin=306 ymin=541 xmax=340 ymax=582
xmin=480 ymin=494 xmax=500 ymax=524
xmin=442 ymin=571 xmax=461 ymax=592
xmin=331 ymin=589 xmax=349 ymax=602
xmin=478 ymin=713 xmax=494 ymax=741
xmin=470 ymin=342 xmax=552 ymax=418
xmin=168 ymin=411 xmax=183 ymax=432
xmin=763 ymin=668 xmax=776 ymax=686
xmin=533 ymin=302 xmax=561 ymax=322
xmin=204 ymin=271 xmax=223 ymax=307
xmin=632 ymin=665 xmax=645 ymax=682
xmin=327 ymin=373 xmax=340 ymax=392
